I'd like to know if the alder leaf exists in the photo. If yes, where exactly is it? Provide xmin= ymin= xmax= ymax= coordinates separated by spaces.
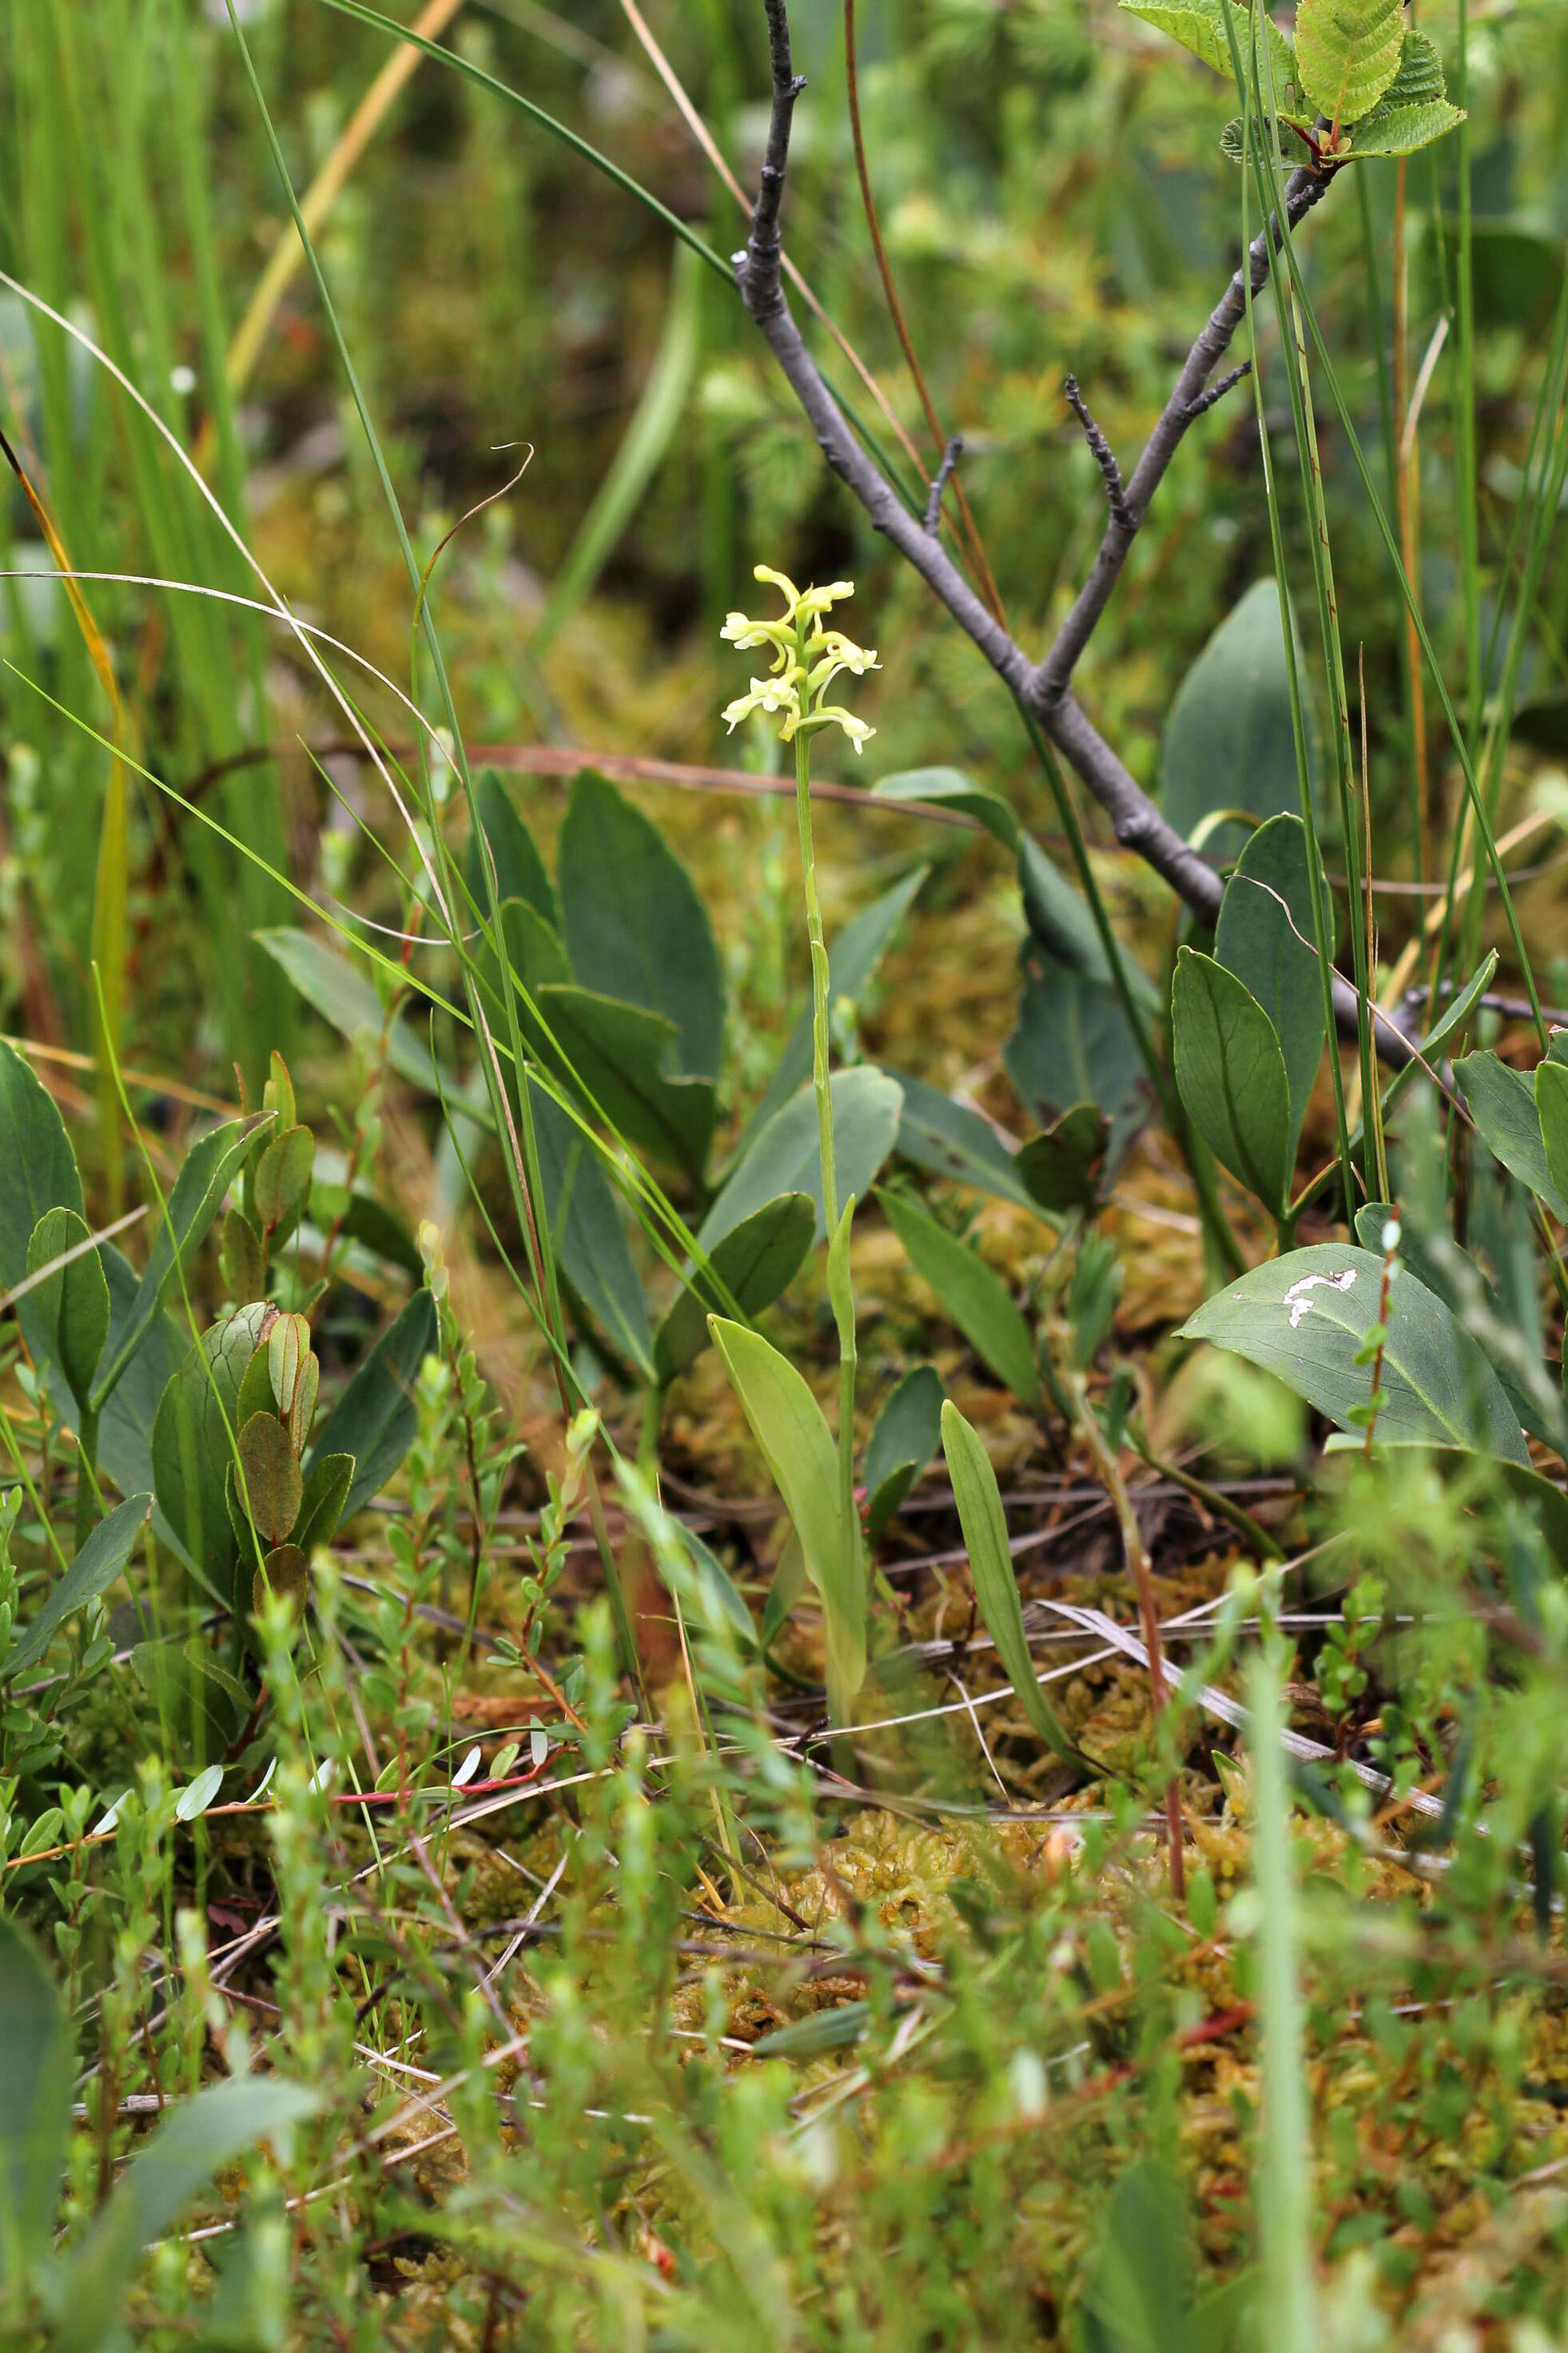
xmin=1295 ymin=0 xmax=1406 ymax=126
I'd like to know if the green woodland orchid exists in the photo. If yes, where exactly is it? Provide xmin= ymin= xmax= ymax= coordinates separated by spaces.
xmin=721 ymin=566 xmax=881 ymax=754
xmin=718 ymin=570 xmax=881 ymax=1699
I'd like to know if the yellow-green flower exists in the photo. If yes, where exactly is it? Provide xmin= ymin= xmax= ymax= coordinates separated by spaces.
xmin=720 ymin=565 xmax=879 ymax=753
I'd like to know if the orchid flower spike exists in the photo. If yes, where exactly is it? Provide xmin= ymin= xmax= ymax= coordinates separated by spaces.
xmin=720 ymin=568 xmax=879 ymax=752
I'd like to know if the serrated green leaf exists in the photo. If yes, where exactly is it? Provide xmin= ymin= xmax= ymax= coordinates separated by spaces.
xmin=941 ymin=1402 xmax=1073 ymax=1760
xmin=1172 ymin=948 xmax=1294 ymax=1214
xmin=1220 ymin=112 xmax=1299 ymax=164
xmin=881 ymin=1191 xmax=1043 ymax=1409
xmin=1119 ymin=0 xmax=1297 ymax=91
xmin=709 ymin=1318 xmax=866 ymax=1720
xmin=1343 ymin=22 xmax=1464 ymax=151
xmin=1344 ymin=98 xmax=1466 ymax=157
xmin=1178 ymin=1247 xmax=1529 ymax=1463
xmin=1295 ymin=0 xmax=1405 ymax=124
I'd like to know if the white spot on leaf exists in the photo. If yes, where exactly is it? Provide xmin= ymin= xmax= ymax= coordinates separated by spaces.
xmin=1283 ymin=1268 xmax=1358 ymax=1329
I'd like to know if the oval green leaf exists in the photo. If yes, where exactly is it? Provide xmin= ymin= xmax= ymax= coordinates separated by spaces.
xmin=1178 ymin=1246 xmax=1529 ymax=1463
xmin=1172 ymin=948 xmax=1293 ymax=1215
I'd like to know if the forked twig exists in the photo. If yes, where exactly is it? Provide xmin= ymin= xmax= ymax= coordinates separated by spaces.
xmin=1064 ymin=376 xmax=1132 ymax=532
xmin=923 ymin=436 xmax=964 ymax=536
xmin=732 ymin=1 xmax=1399 ymax=1057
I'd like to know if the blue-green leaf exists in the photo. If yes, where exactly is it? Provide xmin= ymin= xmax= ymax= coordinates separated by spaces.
xmin=881 ymin=1191 xmax=1043 ymax=1410
xmin=557 ymin=770 xmax=725 ymax=1083
xmin=701 ymin=1068 xmax=903 ymax=1250
xmin=0 ymin=1915 xmax=70 ymax=2297
xmin=710 ymin=1319 xmax=866 ymax=1720
xmin=2 ymin=1492 xmax=149 ymax=1682
xmin=1172 ymin=949 xmax=1293 ymax=1215
xmin=1178 ymin=1247 xmax=1529 ymax=1463
xmin=309 ymin=1292 xmax=438 ymax=1525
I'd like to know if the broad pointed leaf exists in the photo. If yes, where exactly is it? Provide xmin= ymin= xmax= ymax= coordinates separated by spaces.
xmin=1005 ymin=971 xmax=1144 ymax=1146
xmin=1172 ymin=949 xmax=1293 ymax=1213
xmin=557 ymin=770 xmax=725 ymax=1081
xmin=529 ymin=1081 xmax=654 ymax=1380
xmin=1159 ymin=582 xmax=1317 ymax=862
xmin=869 ymin=767 xmax=1019 ymax=849
xmin=655 ymin=1192 xmax=814 ymax=1384
xmin=864 ymin=1365 xmax=945 ymax=1540
xmin=93 ymin=1113 xmax=273 ymax=1409
xmin=26 ymin=1208 xmax=109 ymax=1411
xmin=700 ymin=1068 xmax=904 ymax=1250
xmin=468 ymin=769 xmax=556 ymax=928
xmin=0 ymin=1915 xmax=70 ymax=2297
xmin=709 ymin=1319 xmax=866 ymax=1718
xmin=308 ymin=1290 xmax=437 ymax=1524
xmin=1457 ymin=1050 xmax=1568 ymax=1221
xmin=887 ymin=1071 xmax=1037 ymax=1210
xmin=0 ymin=1037 xmax=84 ymax=1368
xmin=534 ymin=982 xmax=715 ymax=1180
xmin=941 ymin=1402 xmax=1072 ymax=1758
xmin=2 ymin=1492 xmax=149 ymax=1683
xmin=881 ymin=1191 xmax=1043 ymax=1409
xmin=1178 ymin=1246 xmax=1529 ymax=1463
xmin=1214 ymin=814 xmax=1327 ymax=1156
